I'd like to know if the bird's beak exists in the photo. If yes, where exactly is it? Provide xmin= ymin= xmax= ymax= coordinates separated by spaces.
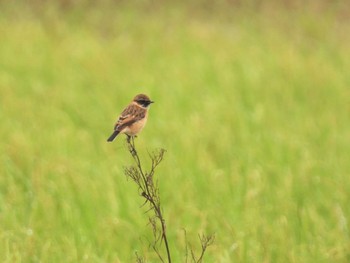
xmin=150 ymin=101 xmax=155 ymax=104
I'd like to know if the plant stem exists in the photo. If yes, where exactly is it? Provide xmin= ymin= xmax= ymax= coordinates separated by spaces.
xmin=126 ymin=136 xmax=172 ymax=263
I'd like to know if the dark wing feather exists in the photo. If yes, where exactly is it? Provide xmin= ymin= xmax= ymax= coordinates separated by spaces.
xmin=114 ymin=104 xmax=146 ymax=131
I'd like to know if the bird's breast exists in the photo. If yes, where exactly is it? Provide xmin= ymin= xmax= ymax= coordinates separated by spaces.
xmin=123 ymin=115 xmax=148 ymax=136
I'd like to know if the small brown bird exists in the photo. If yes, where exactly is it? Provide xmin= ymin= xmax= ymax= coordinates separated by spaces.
xmin=107 ymin=94 xmax=154 ymax=142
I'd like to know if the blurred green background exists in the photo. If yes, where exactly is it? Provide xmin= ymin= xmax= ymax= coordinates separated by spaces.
xmin=1 ymin=0 xmax=350 ymax=262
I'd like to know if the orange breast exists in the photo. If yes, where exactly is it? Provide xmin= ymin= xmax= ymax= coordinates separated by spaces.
xmin=121 ymin=114 xmax=148 ymax=136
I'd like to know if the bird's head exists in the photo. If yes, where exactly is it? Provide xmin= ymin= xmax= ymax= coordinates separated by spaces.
xmin=133 ymin=94 xmax=154 ymax=108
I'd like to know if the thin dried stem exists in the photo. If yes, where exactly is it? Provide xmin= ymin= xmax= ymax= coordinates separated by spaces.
xmin=125 ymin=136 xmax=171 ymax=263
xmin=123 ymin=136 xmax=214 ymax=263
xmin=196 ymin=234 xmax=215 ymax=263
xmin=185 ymin=232 xmax=215 ymax=263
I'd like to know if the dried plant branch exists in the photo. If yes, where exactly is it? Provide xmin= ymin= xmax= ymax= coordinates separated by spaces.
xmin=123 ymin=136 xmax=214 ymax=262
xmin=124 ymin=136 xmax=171 ymax=263
xmin=185 ymin=232 xmax=215 ymax=263
xmin=196 ymin=234 xmax=215 ymax=263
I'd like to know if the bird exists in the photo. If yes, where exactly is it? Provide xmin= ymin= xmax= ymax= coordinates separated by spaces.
xmin=107 ymin=94 xmax=154 ymax=142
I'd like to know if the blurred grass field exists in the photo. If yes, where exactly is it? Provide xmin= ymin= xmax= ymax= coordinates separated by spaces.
xmin=1 ymin=1 xmax=350 ymax=262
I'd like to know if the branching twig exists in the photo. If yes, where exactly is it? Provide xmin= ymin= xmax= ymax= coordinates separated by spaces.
xmin=124 ymin=136 xmax=171 ymax=263
xmin=123 ymin=136 xmax=214 ymax=262
xmin=185 ymin=232 xmax=215 ymax=263
xmin=196 ymin=234 xmax=215 ymax=263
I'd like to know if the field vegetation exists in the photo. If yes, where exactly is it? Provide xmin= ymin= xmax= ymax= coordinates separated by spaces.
xmin=1 ymin=1 xmax=350 ymax=262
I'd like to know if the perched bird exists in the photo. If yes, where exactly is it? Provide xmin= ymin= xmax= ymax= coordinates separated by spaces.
xmin=107 ymin=94 xmax=154 ymax=142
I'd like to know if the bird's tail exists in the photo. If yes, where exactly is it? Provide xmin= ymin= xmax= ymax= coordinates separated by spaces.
xmin=107 ymin=130 xmax=120 ymax=142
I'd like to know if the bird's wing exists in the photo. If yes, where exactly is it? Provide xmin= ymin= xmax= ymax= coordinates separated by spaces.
xmin=114 ymin=104 xmax=146 ymax=131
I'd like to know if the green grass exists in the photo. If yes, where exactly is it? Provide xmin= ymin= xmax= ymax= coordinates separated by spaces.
xmin=1 ymin=2 xmax=350 ymax=262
